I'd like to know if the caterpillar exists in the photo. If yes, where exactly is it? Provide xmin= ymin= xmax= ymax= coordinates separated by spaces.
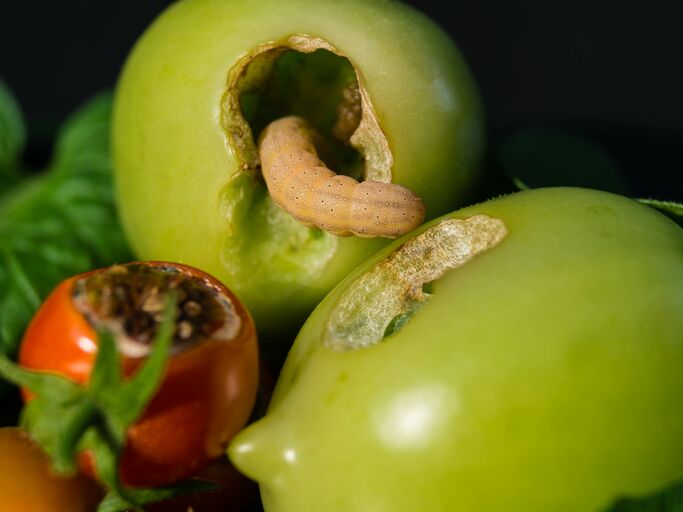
xmin=258 ymin=116 xmax=426 ymax=238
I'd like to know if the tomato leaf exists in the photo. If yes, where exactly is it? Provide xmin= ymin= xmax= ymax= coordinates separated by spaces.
xmin=0 ymin=81 xmax=25 ymax=184
xmin=604 ymin=480 xmax=683 ymax=511
xmin=0 ymin=91 xmax=132 ymax=358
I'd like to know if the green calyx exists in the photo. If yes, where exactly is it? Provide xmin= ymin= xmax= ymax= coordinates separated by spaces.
xmin=0 ymin=297 xmax=215 ymax=511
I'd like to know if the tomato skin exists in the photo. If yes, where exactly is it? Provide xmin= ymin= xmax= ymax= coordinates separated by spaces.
xmin=0 ymin=427 xmax=103 ymax=512
xmin=229 ymin=188 xmax=683 ymax=512
xmin=18 ymin=261 xmax=260 ymax=488
xmin=19 ymin=276 xmax=96 ymax=390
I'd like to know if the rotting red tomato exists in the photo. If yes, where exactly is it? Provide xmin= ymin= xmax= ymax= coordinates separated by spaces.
xmin=18 ymin=261 xmax=259 ymax=488
xmin=0 ymin=427 xmax=103 ymax=512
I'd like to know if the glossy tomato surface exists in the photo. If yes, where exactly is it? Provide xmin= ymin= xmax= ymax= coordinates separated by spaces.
xmin=0 ymin=427 xmax=102 ymax=512
xmin=229 ymin=188 xmax=683 ymax=512
xmin=19 ymin=261 xmax=259 ymax=488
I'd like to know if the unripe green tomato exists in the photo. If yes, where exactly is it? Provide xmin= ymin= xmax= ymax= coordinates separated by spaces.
xmin=112 ymin=0 xmax=483 ymax=347
xmin=228 ymin=187 xmax=683 ymax=512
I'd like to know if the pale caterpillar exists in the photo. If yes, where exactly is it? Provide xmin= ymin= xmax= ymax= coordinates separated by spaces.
xmin=258 ymin=116 xmax=426 ymax=238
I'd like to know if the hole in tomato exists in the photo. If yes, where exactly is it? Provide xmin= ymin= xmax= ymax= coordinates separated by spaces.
xmin=324 ymin=215 xmax=509 ymax=351
xmin=222 ymin=34 xmax=393 ymax=185
xmin=71 ymin=262 xmax=241 ymax=357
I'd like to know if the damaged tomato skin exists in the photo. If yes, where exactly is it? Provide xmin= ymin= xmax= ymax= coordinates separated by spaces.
xmin=18 ymin=261 xmax=259 ymax=488
xmin=112 ymin=0 xmax=484 ymax=346
xmin=229 ymin=188 xmax=683 ymax=512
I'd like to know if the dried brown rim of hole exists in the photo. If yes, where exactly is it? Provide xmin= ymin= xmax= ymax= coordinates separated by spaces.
xmin=71 ymin=263 xmax=242 ymax=358
xmin=222 ymin=33 xmax=393 ymax=184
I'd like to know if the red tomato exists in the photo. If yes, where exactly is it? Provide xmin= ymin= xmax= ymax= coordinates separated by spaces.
xmin=0 ymin=427 xmax=103 ymax=512
xmin=18 ymin=261 xmax=260 ymax=488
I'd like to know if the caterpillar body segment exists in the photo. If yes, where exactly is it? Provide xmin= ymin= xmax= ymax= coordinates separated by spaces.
xmin=259 ymin=116 xmax=425 ymax=238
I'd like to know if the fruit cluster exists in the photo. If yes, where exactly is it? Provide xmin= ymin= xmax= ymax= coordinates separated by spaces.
xmin=0 ymin=1 xmax=681 ymax=511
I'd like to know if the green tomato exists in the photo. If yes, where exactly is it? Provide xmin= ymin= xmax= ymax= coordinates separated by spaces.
xmin=228 ymin=187 xmax=683 ymax=512
xmin=112 ymin=0 xmax=483 ymax=348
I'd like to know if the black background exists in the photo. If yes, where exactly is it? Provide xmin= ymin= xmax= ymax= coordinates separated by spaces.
xmin=1 ymin=0 xmax=682 ymax=199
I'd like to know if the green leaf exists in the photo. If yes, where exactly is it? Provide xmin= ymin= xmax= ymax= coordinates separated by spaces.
xmin=637 ymin=199 xmax=683 ymax=227
xmin=0 ymin=80 xmax=25 ymax=180
xmin=53 ymin=90 xmax=113 ymax=174
xmin=2 ymin=246 xmax=41 ymax=310
xmin=498 ymin=128 xmax=630 ymax=195
xmin=604 ymin=480 xmax=683 ymax=511
xmin=0 ymin=92 xmax=132 ymax=358
xmin=0 ymin=284 xmax=37 ymax=356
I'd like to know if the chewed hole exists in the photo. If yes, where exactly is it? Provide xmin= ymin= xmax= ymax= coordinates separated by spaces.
xmin=323 ymin=215 xmax=508 ymax=351
xmin=383 ymin=299 xmax=429 ymax=338
xmin=72 ymin=263 xmax=241 ymax=358
xmin=232 ymin=45 xmax=364 ymax=178
xmin=383 ymin=280 xmax=435 ymax=338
